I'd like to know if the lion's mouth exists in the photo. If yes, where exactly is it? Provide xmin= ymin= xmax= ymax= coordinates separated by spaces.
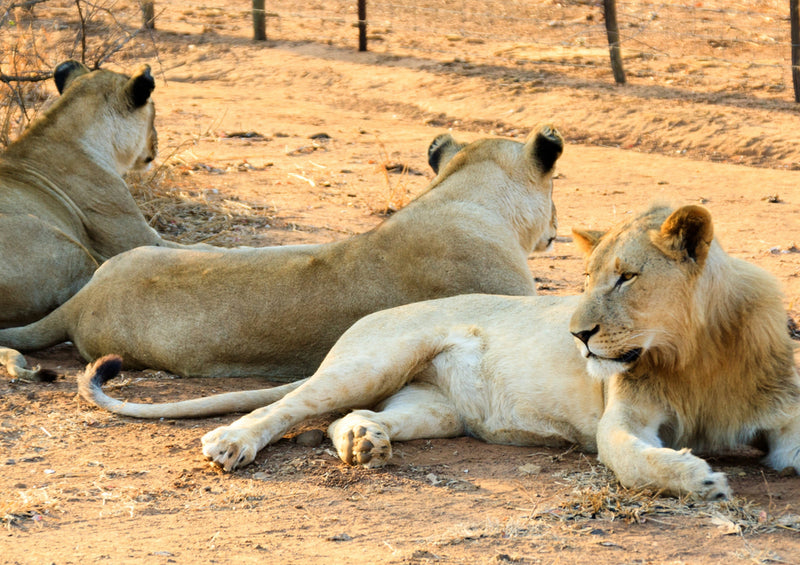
xmin=588 ymin=348 xmax=642 ymax=365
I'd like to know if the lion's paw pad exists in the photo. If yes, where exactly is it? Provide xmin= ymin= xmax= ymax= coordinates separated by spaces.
xmin=201 ymin=426 xmax=258 ymax=472
xmin=337 ymin=422 xmax=392 ymax=468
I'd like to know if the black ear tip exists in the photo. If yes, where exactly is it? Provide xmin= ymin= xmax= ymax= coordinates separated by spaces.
xmin=536 ymin=124 xmax=564 ymax=151
xmin=128 ymin=66 xmax=156 ymax=108
xmin=141 ymin=66 xmax=155 ymax=87
xmin=428 ymin=133 xmax=452 ymax=158
xmin=532 ymin=124 xmax=563 ymax=173
xmin=54 ymin=60 xmax=82 ymax=75
xmin=54 ymin=60 xmax=85 ymax=94
xmin=427 ymin=133 xmax=454 ymax=173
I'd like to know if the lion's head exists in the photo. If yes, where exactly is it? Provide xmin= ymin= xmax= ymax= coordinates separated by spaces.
xmin=568 ymin=205 xmax=717 ymax=380
xmin=50 ymin=60 xmax=158 ymax=173
xmin=426 ymin=124 xmax=562 ymax=254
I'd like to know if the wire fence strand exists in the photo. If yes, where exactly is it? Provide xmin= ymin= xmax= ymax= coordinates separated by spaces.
xmin=224 ymin=0 xmax=794 ymax=100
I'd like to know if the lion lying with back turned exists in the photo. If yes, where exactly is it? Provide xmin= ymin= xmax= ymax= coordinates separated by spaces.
xmin=0 ymin=125 xmax=563 ymax=381
xmin=81 ymin=204 xmax=800 ymax=499
xmin=0 ymin=61 xmax=207 ymax=331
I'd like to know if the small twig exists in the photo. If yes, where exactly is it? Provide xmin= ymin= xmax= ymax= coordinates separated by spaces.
xmin=93 ymin=27 xmax=143 ymax=68
xmin=74 ymin=0 xmax=87 ymax=64
xmin=288 ymin=172 xmax=315 ymax=187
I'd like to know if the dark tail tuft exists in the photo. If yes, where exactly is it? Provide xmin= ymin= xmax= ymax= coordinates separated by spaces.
xmin=87 ymin=354 xmax=124 ymax=385
xmin=34 ymin=369 xmax=59 ymax=383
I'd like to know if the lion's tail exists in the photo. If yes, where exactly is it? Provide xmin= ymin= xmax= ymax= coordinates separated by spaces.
xmin=79 ymin=355 xmax=307 ymax=419
xmin=0 ymin=309 xmax=71 ymax=381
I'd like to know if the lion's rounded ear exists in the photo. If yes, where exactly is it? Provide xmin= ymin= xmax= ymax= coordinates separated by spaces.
xmin=528 ymin=124 xmax=563 ymax=175
xmin=572 ymin=228 xmax=605 ymax=256
xmin=54 ymin=60 xmax=90 ymax=94
xmin=427 ymin=133 xmax=464 ymax=174
xmin=653 ymin=205 xmax=714 ymax=266
xmin=125 ymin=64 xmax=155 ymax=109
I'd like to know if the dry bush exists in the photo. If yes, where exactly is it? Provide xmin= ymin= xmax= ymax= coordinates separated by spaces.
xmin=1 ymin=0 xmax=157 ymax=149
xmin=0 ymin=1 xmax=53 ymax=146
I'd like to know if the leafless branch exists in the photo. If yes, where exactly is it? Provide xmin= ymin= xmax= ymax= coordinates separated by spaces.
xmin=0 ymin=70 xmax=52 ymax=84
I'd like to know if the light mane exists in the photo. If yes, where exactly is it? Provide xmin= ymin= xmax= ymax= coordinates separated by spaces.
xmin=632 ymin=238 xmax=798 ymax=449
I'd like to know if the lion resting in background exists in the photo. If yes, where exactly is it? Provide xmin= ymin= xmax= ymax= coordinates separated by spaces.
xmin=0 ymin=60 xmax=205 ymax=332
xmin=1 ymin=125 xmax=563 ymax=381
xmin=81 ymin=205 xmax=800 ymax=499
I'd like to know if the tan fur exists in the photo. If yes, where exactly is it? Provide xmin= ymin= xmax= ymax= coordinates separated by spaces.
xmin=78 ymin=205 xmax=800 ymax=499
xmin=2 ymin=125 xmax=563 ymax=380
xmin=0 ymin=60 xmax=203 ymax=333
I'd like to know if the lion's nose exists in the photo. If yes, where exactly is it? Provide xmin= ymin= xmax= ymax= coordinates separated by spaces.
xmin=571 ymin=325 xmax=599 ymax=345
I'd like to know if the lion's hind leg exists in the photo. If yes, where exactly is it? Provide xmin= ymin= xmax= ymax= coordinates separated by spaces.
xmin=329 ymin=382 xmax=465 ymax=468
xmin=202 ymin=323 xmax=455 ymax=471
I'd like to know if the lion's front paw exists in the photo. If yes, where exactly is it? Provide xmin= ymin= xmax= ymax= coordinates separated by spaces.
xmin=330 ymin=415 xmax=392 ymax=468
xmin=610 ymin=446 xmax=732 ymax=500
xmin=201 ymin=426 xmax=260 ymax=472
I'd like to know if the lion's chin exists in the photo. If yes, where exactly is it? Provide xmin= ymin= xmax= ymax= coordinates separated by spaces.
xmin=533 ymin=236 xmax=556 ymax=253
xmin=584 ymin=349 xmax=642 ymax=381
xmin=132 ymin=159 xmax=154 ymax=172
xmin=586 ymin=357 xmax=627 ymax=380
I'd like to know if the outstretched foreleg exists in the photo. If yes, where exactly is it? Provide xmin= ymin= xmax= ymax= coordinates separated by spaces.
xmin=597 ymin=381 xmax=730 ymax=500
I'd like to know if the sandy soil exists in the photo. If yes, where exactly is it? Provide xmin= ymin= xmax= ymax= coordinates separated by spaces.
xmin=2 ymin=2 xmax=800 ymax=563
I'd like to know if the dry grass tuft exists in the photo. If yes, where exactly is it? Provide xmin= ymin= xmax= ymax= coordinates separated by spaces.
xmin=371 ymin=136 xmax=414 ymax=215
xmin=1 ymin=486 xmax=61 ymax=530
xmin=429 ymin=462 xmax=799 ymax=550
xmin=127 ymin=163 xmax=279 ymax=245
xmin=549 ymin=465 xmax=800 ymax=535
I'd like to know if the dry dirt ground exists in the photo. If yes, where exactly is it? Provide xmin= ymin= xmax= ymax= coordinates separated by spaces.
xmin=2 ymin=2 xmax=800 ymax=564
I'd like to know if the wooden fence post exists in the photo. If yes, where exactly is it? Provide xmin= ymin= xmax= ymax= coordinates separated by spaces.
xmin=253 ymin=0 xmax=266 ymax=41
xmin=603 ymin=0 xmax=626 ymax=84
xmin=792 ymin=0 xmax=800 ymax=102
xmin=141 ymin=1 xmax=155 ymax=30
xmin=358 ymin=0 xmax=367 ymax=51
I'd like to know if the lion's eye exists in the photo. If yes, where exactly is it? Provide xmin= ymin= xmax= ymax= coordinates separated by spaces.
xmin=614 ymin=272 xmax=637 ymax=289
